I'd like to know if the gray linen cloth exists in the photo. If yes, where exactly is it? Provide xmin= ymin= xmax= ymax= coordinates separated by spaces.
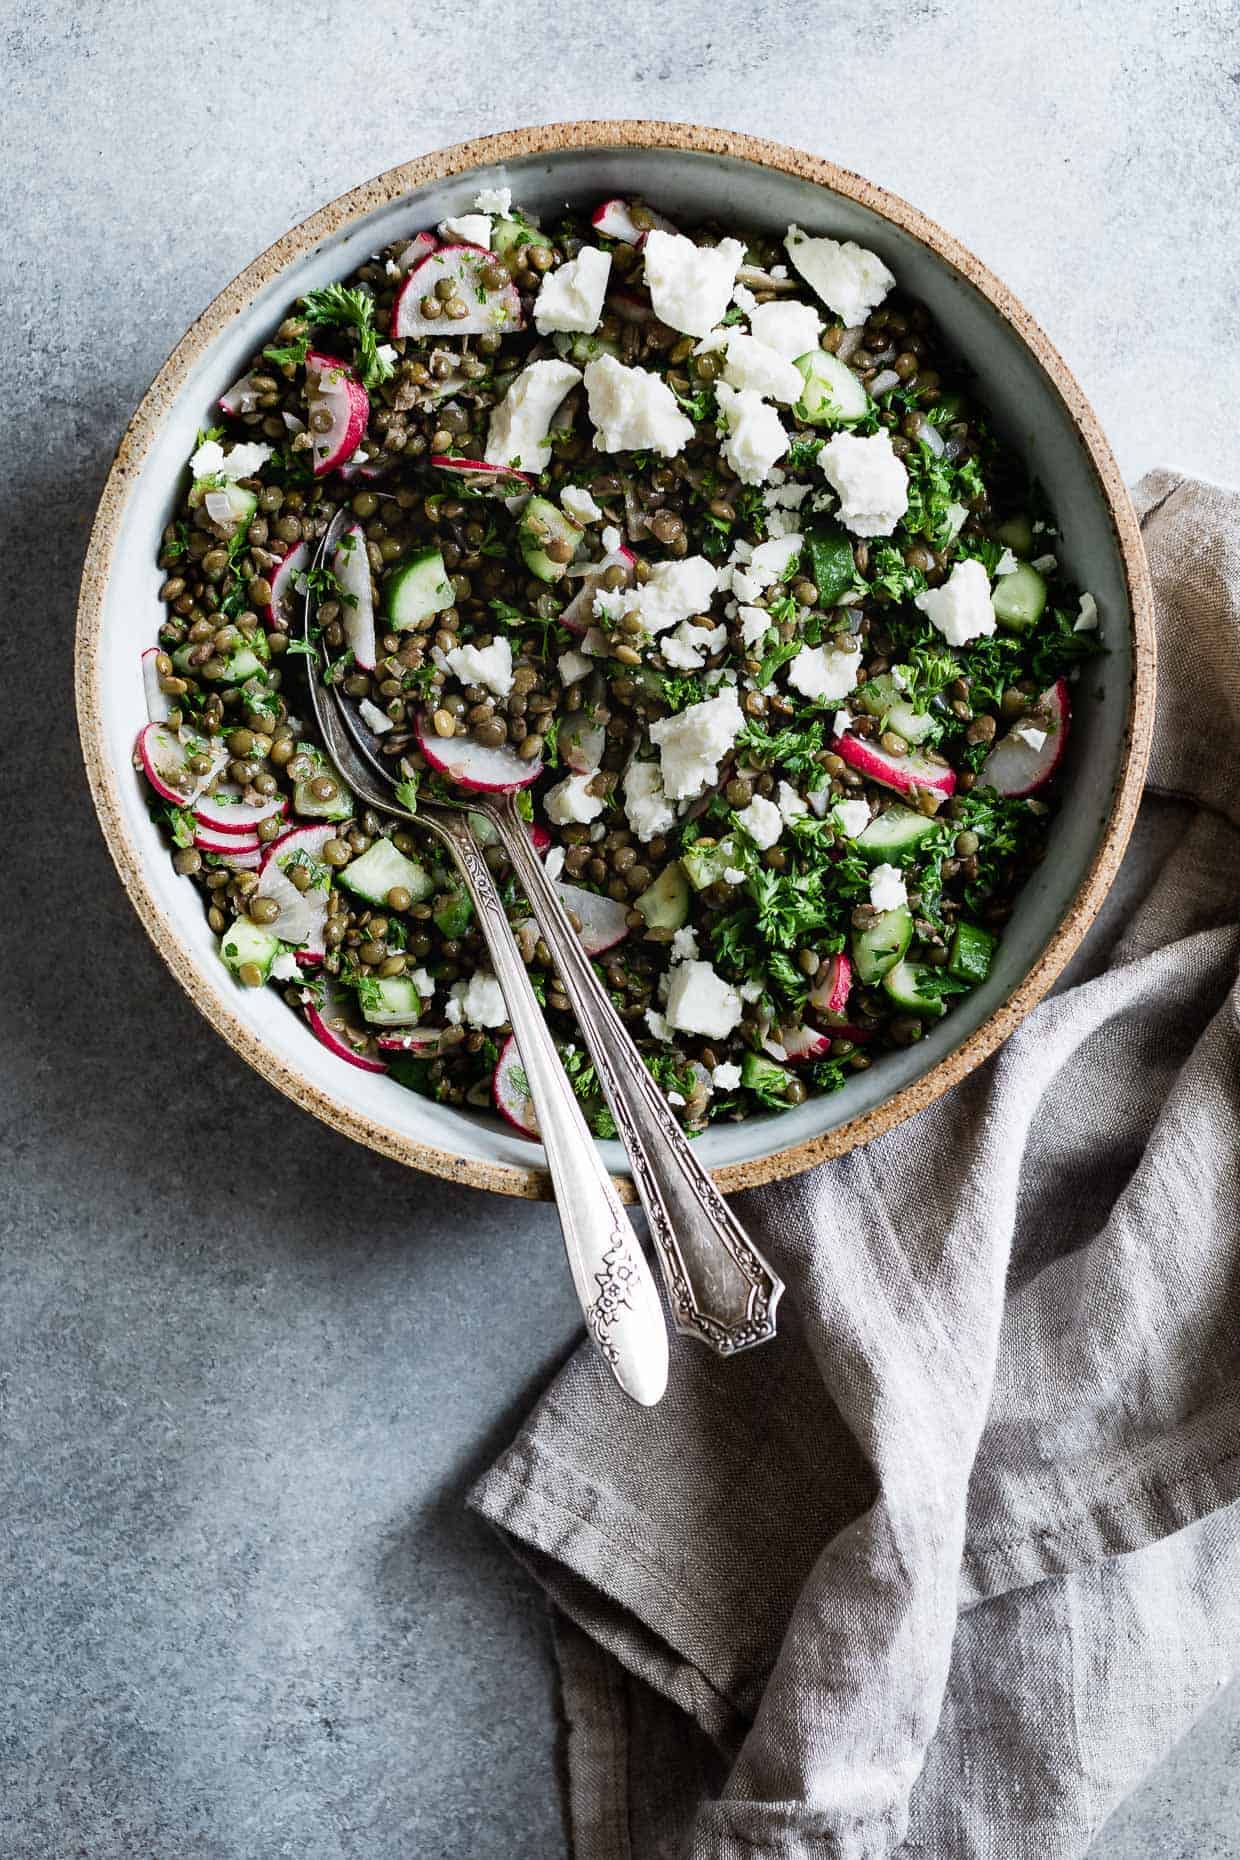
xmin=470 ymin=471 xmax=1240 ymax=1860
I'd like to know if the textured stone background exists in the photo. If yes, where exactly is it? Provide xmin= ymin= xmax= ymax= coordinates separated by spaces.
xmin=3 ymin=1 xmax=1239 ymax=1853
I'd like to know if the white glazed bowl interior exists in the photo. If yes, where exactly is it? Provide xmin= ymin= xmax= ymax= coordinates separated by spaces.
xmin=90 ymin=140 xmax=1139 ymax=1188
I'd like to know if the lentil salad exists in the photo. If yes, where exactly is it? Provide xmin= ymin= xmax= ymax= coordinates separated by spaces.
xmin=136 ymin=187 xmax=1103 ymax=1137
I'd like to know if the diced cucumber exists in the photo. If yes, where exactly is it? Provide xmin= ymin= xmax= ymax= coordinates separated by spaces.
xmin=803 ymin=522 xmax=857 ymax=606
xmin=882 ymin=958 xmax=947 ymax=1018
xmin=291 ymin=747 xmax=354 ymax=822
xmin=518 ymin=495 xmax=582 ymax=583
xmin=385 ymin=547 xmax=454 ymax=630
xmin=634 ymin=860 xmax=690 ymax=932
xmin=948 ymin=920 xmax=998 ymax=985
xmin=991 ymin=560 xmax=1047 ymax=634
xmin=193 ymin=479 xmax=258 ymax=535
xmin=851 ymin=904 xmax=912 ymax=985
xmin=854 ymin=672 xmax=936 ymax=745
xmin=357 ymin=975 xmax=423 ymax=1027
xmin=792 ymin=350 xmax=868 ymax=426
xmin=220 ymin=916 xmax=281 ymax=982
xmin=740 ymin=1051 xmax=794 ymax=1099
xmin=994 ymin=512 xmax=1035 ymax=558
xmin=432 ymin=885 xmax=474 ymax=939
xmin=490 ymin=214 xmax=539 ymax=259
xmin=681 ymin=837 xmax=739 ymax=892
xmin=855 ymin=806 xmax=941 ymax=861
xmin=173 ymin=633 xmax=269 ymax=686
xmin=552 ymin=330 xmax=620 ymax=366
xmin=339 ymin=836 xmax=434 ymax=906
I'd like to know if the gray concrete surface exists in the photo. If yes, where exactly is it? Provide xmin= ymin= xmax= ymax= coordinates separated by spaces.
xmin=3 ymin=0 xmax=1239 ymax=1853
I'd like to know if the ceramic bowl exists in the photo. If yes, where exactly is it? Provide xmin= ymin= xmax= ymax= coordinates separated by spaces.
xmin=76 ymin=122 xmax=1155 ymax=1200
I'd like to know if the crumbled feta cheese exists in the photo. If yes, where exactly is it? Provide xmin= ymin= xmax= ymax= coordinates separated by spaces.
xmin=665 ymin=960 xmax=744 ymax=1039
xmin=485 ymin=359 xmax=582 ymax=474
xmin=533 ymin=244 xmax=612 ymax=335
xmin=784 ymin=226 xmax=895 ymax=326
xmin=648 ymin=687 xmax=744 ymax=800
xmin=445 ymin=636 xmax=513 ymax=698
xmin=270 ymin=950 xmax=300 ymax=982
xmin=714 ymin=383 xmax=789 ymax=485
xmin=358 ymin=698 xmax=394 ymax=735
xmin=557 ymin=647 xmax=592 ymax=686
xmin=764 ymin=480 xmax=811 ymax=510
xmin=736 ymin=793 xmax=783 ymax=849
xmin=869 ymin=864 xmax=908 ymax=912
xmin=1075 ymin=592 xmax=1100 ymax=633
xmin=444 ymin=992 xmax=463 ymax=1026
xmin=1015 ymin=723 xmax=1048 ymax=752
xmin=739 ymin=604 xmax=772 ymax=648
xmin=833 ymin=798 xmax=871 ymax=839
xmin=623 ymin=759 xmax=675 ymax=841
xmin=732 ymin=281 xmax=759 ymax=314
xmin=409 ymin=968 xmax=436 ymax=998
xmin=660 ymin=619 xmax=726 ymax=670
xmin=600 ymin=523 xmax=622 ymax=553
xmin=473 ymin=186 xmax=512 ymax=215
xmin=385 ymin=258 xmax=402 ymax=279
xmin=746 ymin=299 xmax=824 ymax=361
xmin=1031 ymin=553 xmax=1058 ymax=573
xmin=634 ymin=555 xmax=719 ymax=636
xmin=739 ymin=977 xmax=766 ymax=1003
xmin=190 ymin=438 xmax=273 ymax=481
xmin=439 ymin=213 xmax=493 ymax=249
xmin=914 ymin=558 xmax=997 ymax=646
xmin=721 ymin=333 xmax=804 ymax=404
xmin=667 ymin=1090 xmax=686 ymax=1106
xmin=787 ymin=641 xmax=863 ymax=703
xmin=712 ymin=1061 xmax=743 ymax=1091
xmin=994 ymin=547 xmax=1020 ymax=577
xmin=560 ymin=485 xmax=603 ymax=525
xmin=776 ymin=780 xmax=807 ymax=823
xmin=375 ymin=343 xmax=398 ymax=371
xmin=583 ymin=354 xmax=694 ymax=457
xmin=449 ymin=973 xmax=508 ymax=1028
xmin=645 ymin=1007 xmax=673 ymax=1043
xmin=747 ymin=534 xmax=803 ymax=588
xmin=544 ymin=846 xmax=565 ymax=882
xmin=771 ymin=264 xmax=788 ymax=280
xmin=592 ymin=585 xmax=630 ymax=625
xmin=723 ymin=866 xmax=747 ymax=887
xmin=671 ymin=926 xmax=699 ymax=963
xmin=819 ymin=430 xmax=909 ymax=537
xmin=642 ymin=231 xmax=747 ymax=336
xmin=544 ymin=772 xmax=604 ymax=824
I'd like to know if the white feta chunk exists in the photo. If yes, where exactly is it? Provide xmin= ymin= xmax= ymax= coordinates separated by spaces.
xmin=819 ymin=430 xmax=909 ymax=537
xmin=715 ymin=383 xmax=789 ymax=485
xmin=721 ymin=333 xmax=804 ymax=404
xmin=444 ymin=636 xmax=513 ymax=698
xmin=600 ymin=523 xmax=622 ymax=553
xmin=670 ymin=925 xmax=699 ymax=963
xmin=776 ymin=780 xmax=807 ymax=823
xmin=1031 ymin=553 xmax=1059 ymax=573
xmin=452 ymin=972 xmax=509 ymax=1027
xmin=784 ymin=226 xmax=895 ymax=326
xmin=439 ymin=213 xmax=493 ymax=249
xmin=1075 ymin=592 xmax=1100 ymax=633
xmin=635 ymin=555 xmax=719 ymax=636
xmin=544 ymin=772 xmax=605 ymax=825
xmin=190 ymin=438 xmax=273 ymax=481
xmin=712 ymin=1061 xmax=743 ymax=1090
xmin=660 ymin=619 xmax=726 ymax=671
xmin=731 ymin=281 xmax=758 ymax=314
xmin=270 ymin=950 xmax=300 ymax=983
xmin=472 ymin=186 xmax=512 ymax=215
xmin=914 ymin=558 xmax=997 ymax=647
xmin=833 ymin=797 xmax=871 ymax=839
xmin=747 ymin=534 xmax=803 ymax=588
xmin=645 ymin=1007 xmax=673 ymax=1043
xmin=735 ymin=793 xmax=783 ymax=849
xmin=560 ymin=485 xmax=603 ymax=525
xmin=533 ymin=245 xmax=612 ymax=335
xmin=642 ymin=231 xmax=747 ymax=336
xmin=583 ymin=355 xmax=694 ymax=457
xmin=994 ymin=547 xmax=1020 ymax=577
xmin=665 ymin=960 xmax=744 ymax=1040
xmin=408 ymin=968 xmax=436 ymax=998
xmin=786 ymin=641 xmax=863 ymax=703
xmin=747 ymin=299 xmax=824 ymax=361
xmin=484 ymin=359 xmax=582 ymax=474
xmin=739 ymin=605 xmax=772 ymax=648
xmin=623 ymin=759 xmax=675 ymax=842
xmin=869 ymin=864 xmax=908 ymax=912
xmin=648 ymin=687 xmax=745 ymax=801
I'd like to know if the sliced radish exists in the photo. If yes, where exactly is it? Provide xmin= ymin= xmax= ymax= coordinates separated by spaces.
xmin=304 ymin=975 xmax=387 ymax=1073
xmin=809 ymin=951 xmax=852 ymax=1021
xmin=335 ymin=451 xmax=391 ymax=484
xmin=415 ymin=715 xmax=542 ymax=791
xmin=493 ymin=1034 xmax=539 ymax=1138
xmin=136 ymin=723 xmax=227 ymax=805
xmin=562 ymin=714 xmax=607 ymax=774
xmin=193 ymin=821 xmax=261 ymax=855
xmin=560 ymin=546 xmax=637 ymax=635
xmin=141 ymin=648 xmax=171 ymax=723
xmin=305 ymin=350 xmax=369 ymax=477
xmin=836 ymin=733 xmax=956 ymax=806
xmin=591 ymin=199 xmax=677 ymax=246
xmin=207 ymin=841 xmax=262 ymax=870
xmin=219 ymin=370 xmax=263 ymax=417
xmin=465 ymin=814 xmax=552 ymax=857
xmin=552 ymin=881 xmax=630 ymax=955
xmin=332 ymin=523 xmax=376 ymax=670
xmin=528 ymin=823 xmax=551 ymax=857
xmin=266 ymin=538 xmax=311 ymax=630
xmin=396 ymin=230 xmax=438 ymax=273
xmin=376 ymin=1026 xmax=450 ymax=1055
xmin=256 ymin=823 xmax=336 ymax=957
xmin=430 ymin=455 xmax=534 ymax=497
xmin=767 ymin=1023 xmax=834 ymax=1063
xmin=979 ymin=680 xmax=1071 ymax=797
xmin=391 ymin=244 xmax=522 ymax=340
xmin=194 ymin=784 xmax=288 ymax=835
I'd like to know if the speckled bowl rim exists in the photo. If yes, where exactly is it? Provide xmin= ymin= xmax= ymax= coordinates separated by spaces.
xmin=76 ymin=120 xmax=1156 ymax=1202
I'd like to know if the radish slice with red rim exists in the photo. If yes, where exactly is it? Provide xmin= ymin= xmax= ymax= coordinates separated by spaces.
xmin=514 ymin=880 xmax=629 ymax=957
xmin=559 ymin=547 xmax=636 ymax=635
xmin=136 ymin=723 xmax=227 ymax=805
xmin=396 ymin=231 xmax=437 ymax=273
xmin=415 ymin=715 xmax=542 ymax=791
xmin=391 ymin=244 xmax=522 ymax=341
xmin=767 ymin=1023 xmax=834 ymax=1063
xmin=808 ymin=950 xmax=852 ymax=1021
xmin=254 ymin=823 xmax=335 ymax=957
xmin=429 ymin=455 xmax=534 ymax=497
xmin=193 ymin=784 xmax=288 ymax=835
xmin=376 ymin=1026 xmax=451 ymax=1055
xmin=303 ymin=975 xmax=387 ymax=1073
xmin=590 ymin=199 xmax=677 ymax=246
xmin=493 ymin=1034 xmax=539 ymax=1138
xmin=836 ymin=732 xmax=956 ymax=805
xmin=193 ymin=821 xmax=261 ymax=855
xmin=978 ymin=680 xmax=1070 ymax=797
xmin=218 ymin=370 xmax=263 ymax=417
xmin=331 ymin=522 xmax=376 ymax=670
xmin=305 ymin=350 xmax=369 ymax=477
xmin=266 ymin=538 xmax=311 ymax=630
xmin=141 ymin=648 xmax=172 ymax=723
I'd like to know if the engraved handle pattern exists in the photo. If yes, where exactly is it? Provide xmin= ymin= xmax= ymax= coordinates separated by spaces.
xmin=477 ymin=795 xmax=784 ymax=1354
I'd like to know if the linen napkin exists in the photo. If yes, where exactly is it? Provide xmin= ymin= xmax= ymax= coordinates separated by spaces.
xmin=470 ymin=471 xmax=1240 ymax=1860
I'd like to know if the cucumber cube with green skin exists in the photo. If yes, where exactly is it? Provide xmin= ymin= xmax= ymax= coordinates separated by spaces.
xmin=292 ymin=748 xmax=354 ymax=821
xmin=855 ymin=806 xmax=940 ymax=861
xmin=854 ymin=674 xmax=936 ymax=746
xmin=518 ymin=496 xmax=582 ymax=583
xmin=882 ymin=958 xmax=947 ymax=1019
xmin=948 ymin=921 xmax=998 ymax=985
xmin=339 ymin=837 xmax=434 ymax=907
xmin=991 ymin=561 xmax=1047 ymax=634
xmin=994 ymin=512 xmax=1035 ymax=558
xmin=851 ymin=903 xmax=913 ymax=985
xmin=220 ymin=917 xmax=281 ymax=982
xmin=490 ymin=214 xmax=539 ymax=259
xmin=740 ymin=1051 xmax=794 ymax=1099
xmin=385 ymin=547 xmax=455 ymax=630
xmin=634 ymin=861 xmax=690 ymax=933
xmin=681 ymin=838 xmax=740 ymax=892
xmin=792 ymin=350 xmax=868 ymax=426
xmin=172 ymin=633 xmax=269 ymax=687
xmin=432 ymin=886 xmax=474 ymax=939
xmin=803 ymin=522 xmax=857 ymax=606
xmin=357 ymin=975 xmax=423 ymax=1027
